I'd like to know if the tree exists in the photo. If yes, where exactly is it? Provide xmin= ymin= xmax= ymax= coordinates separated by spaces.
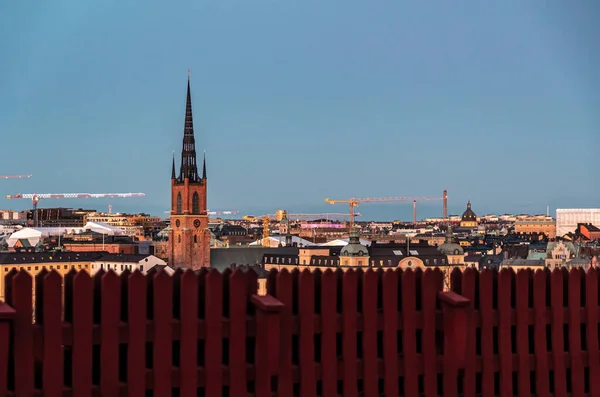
xmin=0 ymin=239 xmax=8 ymax=252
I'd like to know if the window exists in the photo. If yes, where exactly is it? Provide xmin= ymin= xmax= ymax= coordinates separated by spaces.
xmin=194 ymin=235 xmax=197 ymax=243
xmin=192 ymin=192 xmax=200 ymax=215
xmin=176 ymin=193 xmax=183 ymax=214
xmin=178 ymin=235 xmax=181 ymax=243
xmin=140 ymin=265 xmax=144 ymax=272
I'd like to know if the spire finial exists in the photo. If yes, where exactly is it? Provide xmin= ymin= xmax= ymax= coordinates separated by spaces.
xmin=188 ymin=68 xmax=191 ymax=79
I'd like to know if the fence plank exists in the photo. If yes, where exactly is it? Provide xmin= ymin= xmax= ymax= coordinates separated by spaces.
xmin=586 ymin=268 xmax=600 ymax=396
xmin=402 ymin=269 xmax=419 ymax=397
xmin=362 ymin=269 xmax=378 ymax=397
xmin=533 ymin=270 xmax=550 ymax=396
xmin=460 ymin=268 xmax=477 ymax=397
xmin=180 ymin=270 xmax=199 ymax=397
xmin=101 ymin=271 xmax=121 ymax=396
xmin=320 ymin=269 xmax=338 ymax=397
xmin=515 ymin=270 xmax=530 ymax=397
xmin=127 ymin=271 xmax=147 ymax=397
xmin=342 ymin=270 xmax=358 ymax=397
xmin=43 ymin=271 xmax=63 ymax=397
xmin=275 ymin=270 xmax=293 ymax=397
xmin=568 ymin=269 xmax=585 ymax=397
xmin=72 ymin=271 xmax=93 ymax=397
xmin=205 ymin=270 xmax=223 ymax=397
xmin=551 ymin=269 xmax=567 ymax=396
xmin=0 ymin=301 xmax=15 ymax=397
xmin=421 ymin=269 xmax=440 ymax=397
xmin=9 ymin=271 xmax=33 ymax=396
xmin=228 ymin=270 xmax=247 ymax=397
xmin=299 ymin=269 xmax=316 ymax=397
xmin=153 ymin=270 xmax=173 ymax=397
xmin=498 ymin=269 xmax=513 ymax=397
xmin=479 ymin=269 xmax=495 ymax=397
xmin=382 ymin=269 xmax=399 ymax=397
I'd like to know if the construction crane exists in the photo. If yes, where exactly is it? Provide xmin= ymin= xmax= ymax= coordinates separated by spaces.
xmin=325 ymin=195 xmax=444 ymax=230
xmin=249 ymin=212 xmax=359 ymax=247
xmin=6 ymin=192 xmax=145 ymax=227
xmin=265 ymin=212 xmax=359 ymax=221
xmin=0 ymin=174 xmax=32 ymax=179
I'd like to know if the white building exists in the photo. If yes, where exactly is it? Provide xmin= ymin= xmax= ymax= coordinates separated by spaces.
xmin=89 ymin=254 xmax=168 ymax=275
xmin=6 ymin=222 xmax=124 ymax=247
xmin=556 ymin=209 xmax=600 ymax=237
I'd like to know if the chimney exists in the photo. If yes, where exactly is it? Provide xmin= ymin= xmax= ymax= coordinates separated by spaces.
xmin=443 ymin=190 xmax=448 ymax=220
xmin=413 ymin=200 xmax=417 ymax=224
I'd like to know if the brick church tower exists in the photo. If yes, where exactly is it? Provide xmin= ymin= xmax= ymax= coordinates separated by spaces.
xmin=168 ymin=72 xmax=210 ymax=269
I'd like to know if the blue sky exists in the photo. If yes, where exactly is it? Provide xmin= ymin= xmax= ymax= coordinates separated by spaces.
xmin=1 ymin=1 xmax=598 ymax=221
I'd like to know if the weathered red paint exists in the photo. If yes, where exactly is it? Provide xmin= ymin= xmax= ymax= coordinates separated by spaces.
xmin=0 ymin=267 xmax=598 ymax=396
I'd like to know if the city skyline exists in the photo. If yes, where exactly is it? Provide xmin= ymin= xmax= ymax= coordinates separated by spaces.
xmin=2 ymin=2 xmax=599 ymax=218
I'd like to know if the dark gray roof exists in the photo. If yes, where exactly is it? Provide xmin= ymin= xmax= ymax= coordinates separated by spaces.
xmin=210 ymin=247 xmax=298 ymax=271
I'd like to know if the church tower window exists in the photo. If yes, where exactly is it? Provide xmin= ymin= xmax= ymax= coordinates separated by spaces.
xmin=192 ymin=192 xmax=200 ymax=214
xmin=176 ymin=193 xmax=182 ymax=214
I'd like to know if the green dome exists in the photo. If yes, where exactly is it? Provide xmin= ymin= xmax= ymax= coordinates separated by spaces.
xmin=437 ymin=226 xmax=464 ymax=256
xmin=340 ymin=229 xmax=369 ymax=257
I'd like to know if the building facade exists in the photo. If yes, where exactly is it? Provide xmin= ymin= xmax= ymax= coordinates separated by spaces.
xmin=556 ymin=209 xmax=600 ymax=237
xmin=514 ymin=217 xmax=556 ymax=238
xmin=168 ymin=73 xmax=210 ymax=269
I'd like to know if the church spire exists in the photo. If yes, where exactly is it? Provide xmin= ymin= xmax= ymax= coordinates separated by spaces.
xmin=171 ymin=151 xmax=176 ymax=179
xmin=202 ymin=151 xmax=207 ymax=179
xmin=178 ymin=69 xmax=201 ymax=183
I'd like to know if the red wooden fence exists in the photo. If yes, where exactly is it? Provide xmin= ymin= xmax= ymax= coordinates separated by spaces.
xmin=0 ymin=266 xmax=598 ymax=396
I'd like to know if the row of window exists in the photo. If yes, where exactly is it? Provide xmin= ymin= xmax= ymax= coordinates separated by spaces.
xmin=2 ymin=263 xmax=145 ymax=273
xmin=95 ymin=263 xmax=142 ymax=272
xmin=3 ymin=264 xmax=85 ymax=272
xmin=177 ymin=235 xmax=199 ymax=243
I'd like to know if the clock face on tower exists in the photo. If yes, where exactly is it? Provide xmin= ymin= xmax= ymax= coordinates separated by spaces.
xmin=175 ymin=220 xmax=181 ymax=228
xmin=194 ymin=219 xmax=201 ymax=228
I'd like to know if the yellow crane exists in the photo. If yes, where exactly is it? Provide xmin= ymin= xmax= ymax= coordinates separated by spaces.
xmin=249 ymin=212 xmax=357 ymax=247
xmin=325 ymin=195 xmax=443 ymax=230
